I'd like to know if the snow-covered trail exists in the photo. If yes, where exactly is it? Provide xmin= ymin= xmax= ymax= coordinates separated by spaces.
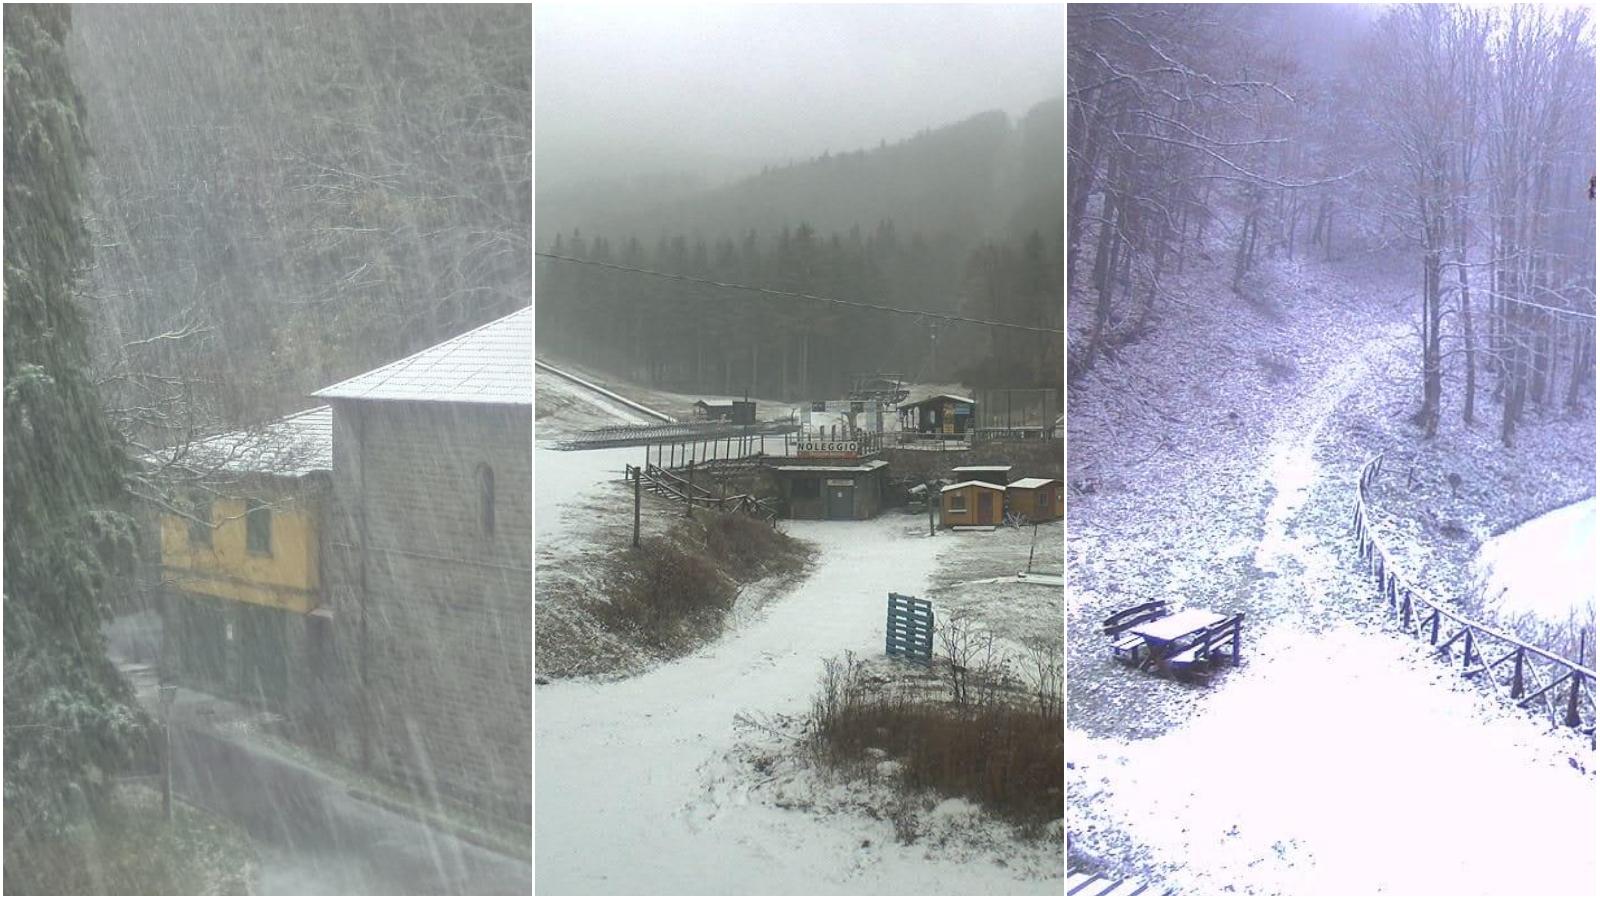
xmin=1069 ymin=306 xmax=1597 ymax=893
xmin=536 ymin=518 xmax=1058 ymax=894
xmin=1252 ymin=327 xmax=1400 ymax=583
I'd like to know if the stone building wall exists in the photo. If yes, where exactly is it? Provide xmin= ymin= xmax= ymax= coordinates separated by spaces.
xmin=323 ymin=398 xmax=532 ymax=821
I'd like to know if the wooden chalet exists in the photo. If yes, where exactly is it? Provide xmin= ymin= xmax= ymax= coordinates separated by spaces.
xmin=940 ymin=480 xmax=1006 ymax=527
xmin=1007 ymin=477 xmax=1062 ymax=522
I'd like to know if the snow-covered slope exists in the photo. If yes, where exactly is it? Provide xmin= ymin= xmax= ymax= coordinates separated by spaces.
xmin=1474 ymin=498 xmax=1597 ymax=630
xmin=535 ymin=517 xmax=1061 ymax=894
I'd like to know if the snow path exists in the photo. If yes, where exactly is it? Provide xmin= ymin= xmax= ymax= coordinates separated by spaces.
xmin=1069 ymin=305 xmax=1596 ymax=893
xmin=536 ymin=518 xmax=1058 ymax=894
xmin=1252 ymin=333 xmax=1393 ymax=583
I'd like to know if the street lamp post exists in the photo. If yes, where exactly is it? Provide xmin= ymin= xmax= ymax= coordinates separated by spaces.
xmin=158 ymin=683 xmax=177 ymax=821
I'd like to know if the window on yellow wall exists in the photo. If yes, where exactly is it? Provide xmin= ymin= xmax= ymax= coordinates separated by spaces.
xmin=189 ymin=496 xmax=213 ymax=547
xmin=477 ymin=463 xmax=495 ymax=537
xmin=948 ymin=491 xmax=967 ymax=513
xmin=246 ymin=499 xmax=272 ymax=556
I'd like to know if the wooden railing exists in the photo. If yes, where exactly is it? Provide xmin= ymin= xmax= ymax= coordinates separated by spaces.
xmin=1353 ymin=454 xmax=1595 ymax=742
xmin=625 ymin=463 xmax=778 ymax=522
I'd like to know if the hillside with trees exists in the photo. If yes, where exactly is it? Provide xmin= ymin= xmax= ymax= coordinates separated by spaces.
xmin=1067 ymin=4 xmax=1594 ymax=442
xmin=1067 ymin=6 xmax=1595 ymax=893
xmin=67 ymin=4 xmax=531 ymax=442
xmin=536 ymin=98 xmax=1064 ymax=398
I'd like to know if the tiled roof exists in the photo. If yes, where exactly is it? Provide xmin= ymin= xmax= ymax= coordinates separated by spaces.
xmin=772 ymin=460 xmax=890 ymax=473
xmin=313 ymin=307 xmax=531 ymax=405
xmin=941 ymin=480 xmax=1005 ymax=492
xmin=180 ymin=405 xmax=333 ymax=478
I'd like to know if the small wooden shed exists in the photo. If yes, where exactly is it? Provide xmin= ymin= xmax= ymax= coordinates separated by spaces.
xmin=941 ymin=480 xmax=1006 ymax=527
xmin=693 ymin=399 xmax=756 ymax=424
xmin=1007 ymin=477 xmax=1063 ymax=522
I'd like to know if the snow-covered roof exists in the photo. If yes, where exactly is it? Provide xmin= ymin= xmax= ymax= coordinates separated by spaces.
xmin=1008 ymin=477 xmax=1060 ymax=490
xmin=898 ymin=392 xmax=975 ymax=409
xmin=952 ymin=465 xmax=1013 ymax=473
xmin=314 ymin=307 xmax=530 ymax=405
xmin=772 ymin=460 xmax=890 ymax=474
xmin=176 ymin=405 xmax=333 ymax=478
xmin=941 ymin=480 xmax=1005 ymax=493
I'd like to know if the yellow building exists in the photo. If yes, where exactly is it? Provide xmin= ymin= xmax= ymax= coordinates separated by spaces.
xmin=156 ymin=405 xmax=332 ymax=709
xmin=161 ymin=492 xmax=323 ymax=613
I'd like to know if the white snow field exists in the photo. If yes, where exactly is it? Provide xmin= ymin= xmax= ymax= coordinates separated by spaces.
xmin=1069 ymin=620 xmax=1596 ymax=896
xmin=1474 ymin=497 xmax=1598 ymax=630
xmin=535 ymin=516 xmax=1061 ymax=895
xmin=534 ymin=370 xmax=1059 ymax=892
xmin=536 ymin=367 xmax=653 ymax=434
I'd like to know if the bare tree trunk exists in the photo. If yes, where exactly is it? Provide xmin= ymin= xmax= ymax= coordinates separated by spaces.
xmin=1456 ymin=245 xmax=1476 ymax=426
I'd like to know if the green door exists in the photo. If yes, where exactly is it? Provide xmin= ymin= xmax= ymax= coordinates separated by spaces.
xmin=825 ymin=479 xmax=855 ymax=519
xmin=235 ymin=604 xmax=288 ymax=710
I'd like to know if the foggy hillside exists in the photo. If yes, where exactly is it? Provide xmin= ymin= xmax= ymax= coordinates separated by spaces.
xmin=537 ymin=97 xmax=1063 ymax=249
xmin=536 ymin=98 xmax=1064 ymax=399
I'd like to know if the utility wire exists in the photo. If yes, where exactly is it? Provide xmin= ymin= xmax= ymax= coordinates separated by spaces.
xmin=536 ymin=251 xmax=1066 ymax=336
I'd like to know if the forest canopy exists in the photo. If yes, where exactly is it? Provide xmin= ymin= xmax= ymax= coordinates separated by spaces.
xmin=536 ymin=98 xmax=1065 ymax=397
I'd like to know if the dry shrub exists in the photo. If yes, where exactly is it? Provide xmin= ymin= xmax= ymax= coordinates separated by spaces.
xmin=601 ymin=537 xmax=734 ymax=650
xmin=808 ymin=652 xmax=1064 ymax=826
xmin=595 ymin=511 xmax=812 ymax=654
xmin=700 ymin=512 xmax=806 ymax=580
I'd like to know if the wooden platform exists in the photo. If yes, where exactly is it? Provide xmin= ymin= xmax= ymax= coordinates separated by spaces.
xmin=1066 ymin=869 xmax=1164 ymax=896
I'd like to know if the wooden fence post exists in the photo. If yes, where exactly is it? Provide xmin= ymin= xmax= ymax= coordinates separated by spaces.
xmin=1401 ymin=590 xmax=1413 ymax=630
xmin=1429 ymin=610 xmax=1440 ymax=645
xmin=1511 ymin=648 xmax=1525 ymax=699
xmin=1462 ymin=628 xmax=1474 ymax=670
xmin=1565 ymin=672 xmax=1583 ymax=728
xmin=633 ymin=466 xmax=641 ymax=548
xmin=685 ymin=461 xmax=694 ymax=517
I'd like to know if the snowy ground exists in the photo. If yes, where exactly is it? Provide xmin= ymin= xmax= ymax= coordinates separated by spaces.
xmin=535 ymin=368 xmax=653 ymax=438
xmin=1066 ymin=249 xmax=1597 ymax=892
xmin=1474 ymin=497 xmax=1597 ymax=632
xmin=536 ymin=354 xmax=797 ymax=423
xmin=1069 ymin=621 xmax=1595 ymax=895
xmin=929 ymin=518 xmax=1064 ymax=661
xmin=535 ymin=517 xmax=1060 ymax=894
xmin=535 ymin=365 xmax=1060 ymax=890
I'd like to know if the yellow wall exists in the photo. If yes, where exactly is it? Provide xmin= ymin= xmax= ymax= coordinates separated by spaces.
xmin=1010 ymin=486 xmax=1062 ymax=523
xmin=161 ymin=492 xmax=321 ymax=613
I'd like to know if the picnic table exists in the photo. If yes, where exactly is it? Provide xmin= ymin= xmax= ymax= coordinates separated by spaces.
xmin=1103 ymin=601 xmax=1244 ymax=681
xmin=1126 ymin=609 xmax=1230 ymax=674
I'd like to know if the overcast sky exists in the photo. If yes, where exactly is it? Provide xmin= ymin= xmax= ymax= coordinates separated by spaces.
xmin=535 ymin=3 xmax=1063 ymax=189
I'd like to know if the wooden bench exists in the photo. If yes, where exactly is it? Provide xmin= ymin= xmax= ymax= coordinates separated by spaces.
xmin=1102 ymin=601 xmax=1169 ymax=667
xmin=1167 ymin=613 xmax=1244 ymax=681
